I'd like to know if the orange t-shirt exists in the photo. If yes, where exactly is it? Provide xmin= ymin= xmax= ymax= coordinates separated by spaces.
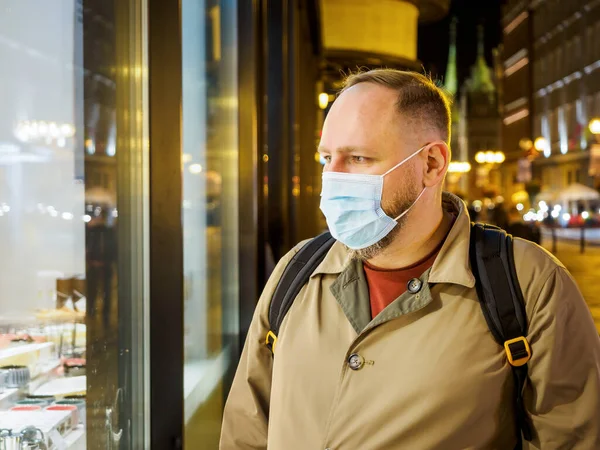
xmin=364 ymin=245 xmax=442 ymax=319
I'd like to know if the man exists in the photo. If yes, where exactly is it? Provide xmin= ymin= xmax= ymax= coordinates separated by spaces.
xmin=220 ymin=70 xmax=600 ymax=449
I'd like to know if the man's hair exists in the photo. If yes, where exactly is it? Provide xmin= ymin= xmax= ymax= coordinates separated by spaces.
xmin=340 ymin=69 xmax=452 ymax=143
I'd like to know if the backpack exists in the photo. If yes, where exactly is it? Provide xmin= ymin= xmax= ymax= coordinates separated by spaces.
xmin=264 ymin=223 xmax=533 ymax=447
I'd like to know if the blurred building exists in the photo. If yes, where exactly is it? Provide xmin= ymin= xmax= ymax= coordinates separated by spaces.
xmin=501 ymin=0 xmax=600 ymax=209
xmin=444 ymin=23 xmax=503 ymax=202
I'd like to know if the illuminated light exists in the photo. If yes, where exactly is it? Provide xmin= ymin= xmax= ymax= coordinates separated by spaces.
xmin=182 ymin=200 xmax=192 ymax=209
xmin=533 ymin=137 xmax=548 ymax=152
xmin=292 ymin=187 xmax=300 ymax=197
xmin=262 ymin=154 xmax=269 ymax=163
xmin=517 ymin=203 xmax=524 ymax=211
xmin=582 ymin=211 xmax=590 ymax=220
xmin=60 ymin=124 xmax=75 ymax=137
xmin=57 ymin=137 xmax=66 ymax=148
xmin=2 ymin=204 xmax=9 ymax=212
xmin=475 ymin=152 xmax=486 ymax=164
xmin=519 ymin=138 xmax=533 ymax=151
xmin=504 ymin=57 xmax=529 ymax=77
xmin=83 ymin=215 xmax=92 ymax=223
xmin=503 ymin=108 xmax=529 ymax=125
xmin=62 ymin=212 xmax=74 ymax=220
xmin=448 ymin=161 xmax=472 ymax=173
xmin=536 ymin=212 xmax=545 ymax=222
xmin=504 ymin=11 xmax=529 ymax=34
xmin=318 ymin=93 xmax=329 ymax=110
xmin=189 ymin=164 xmax=203 ymax=174
xmin=182 ymin=153 xmax=192 ymax=164
xmin=563 ymin=213 xmax=571 ymax=221
xmin=85 ymin=138 xmax=96 ymax=155
xmin=49 ymin=210 xmax=58 ymax=218
xmin=48 ymin=122 xmax=59 ymax=138
xmin=539 ymin=201 xmax=548 ymax=211
xmin=589 ymin=118 xmax=600 ymax=135
xmin=314 ymin=152 xmax=321 ymax=163
xmin=112 ymin=209 xmax=118 ymax=218
xmin=38 ymin=121 xmax=49 ymax=136
xmin=554 ymin=204 xmax=562 ymax=212
xmin=551 ymin=210 xmax=559 ymax=218
xmin=494 ymin=152 xmax=506 ymax=163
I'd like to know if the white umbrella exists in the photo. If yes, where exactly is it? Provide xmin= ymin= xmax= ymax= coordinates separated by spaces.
xmin=558 ymin=183 xmax=600 ymax=202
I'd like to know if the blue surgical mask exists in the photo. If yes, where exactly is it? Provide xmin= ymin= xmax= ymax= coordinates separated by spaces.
xmin=320 ymin=144 xmax=428 ymax=250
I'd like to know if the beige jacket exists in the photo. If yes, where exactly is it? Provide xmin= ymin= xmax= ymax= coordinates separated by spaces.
xmin=220 ymin=193 xmax=600 ymax=449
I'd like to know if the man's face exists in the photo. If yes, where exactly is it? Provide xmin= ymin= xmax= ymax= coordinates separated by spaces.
xmin=318 ymin=83 xmax=423 ymax=259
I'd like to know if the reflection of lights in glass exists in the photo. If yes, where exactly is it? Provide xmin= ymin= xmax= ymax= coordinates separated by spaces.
xmin=49 ymin=210 xmax=58 ymax=218
xmin=39 ymin=122 xmax=49 ymax=136
xmin=2 ymin=205 xmax=9 ymax=212
xmin=582 ymin=211 xmax=590 ymax=219
xmin=83 ymin=215 xmax=92 ymax=223
xmin=62 ymin=212 xmax=74 ymax=220
xmin=86 ymin=204 xmax=94 ymax=212
xmin=262 ymin=154 xmax=269 ymax=163
xmin=551 ymin=210 xmax=559 ymax=218
xmin=189 ymin=164 xmax=203 ymax=174
xmin=318 ymin=93 xmax=329 ymax=110
xmin=536 ymin=211 xmax=544 ymax=221
xmin=48 ymin=123 xmax=59 ymax=138
xmin=517 ymin=203 xmax=524 ymax=211
xmin=60 ymin=124 xmax=76 ymax=137
xmin=563 ymin=213 xmax=571 ymax=221
xmin=57 ymin=137 xmax=66 ymax=148
xmin=85 ymin=138 xmax=96 ymax=155
xmin=558 ymin=107 xmax=568 ymax=154
xmin=314 ymin=152 xmax=321 ymax=163
xmin=554 ymin=204 xmax=562 ymax=212
xmin=182 ymin=200 xmax=192 ymax=210
xmin=182 ymin=153 xmax=192 ymax=164
xmin=94 ymin=207 xmax=102 ymax=217
xmin=539 ymin=201 xmax=548 ymax=212
xmin=112 ymin=209 xmax=118 ymax=217
xmin=47 ymin=206 xmax=56 ymax=213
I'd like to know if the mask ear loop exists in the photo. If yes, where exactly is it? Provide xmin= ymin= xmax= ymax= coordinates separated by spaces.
xmin=393 ymin=187 xmax=427 ymax=221
xmin=382 ymin=143 xmax=429 ymax=177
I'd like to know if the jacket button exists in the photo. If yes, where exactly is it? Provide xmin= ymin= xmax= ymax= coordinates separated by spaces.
xmin=348 ymin=353 xmax=364 ymax=371
xmin=407 ymin=278 xmax=422 ymax=294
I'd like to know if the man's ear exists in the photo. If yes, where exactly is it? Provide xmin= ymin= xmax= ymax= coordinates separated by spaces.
xmin=422 ymin=142 xmax=450 ymax=187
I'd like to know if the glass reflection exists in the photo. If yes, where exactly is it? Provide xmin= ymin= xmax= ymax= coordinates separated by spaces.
xmin=182 ymin=0 xmax=239 ymax=447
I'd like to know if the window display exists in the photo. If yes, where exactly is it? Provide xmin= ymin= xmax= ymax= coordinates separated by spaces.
xmin=0 ymin=0 xmax=147 ymax=448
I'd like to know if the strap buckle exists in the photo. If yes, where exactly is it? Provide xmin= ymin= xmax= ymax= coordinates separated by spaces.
xmin=265 ymin=331 xmax=278 ymax=354
xmin=504 ymin=336 xmax=531 ymax=367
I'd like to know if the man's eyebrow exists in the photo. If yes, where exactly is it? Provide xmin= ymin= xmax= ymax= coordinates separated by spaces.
xmin=317 ymin=146 xmax=372 ymax=154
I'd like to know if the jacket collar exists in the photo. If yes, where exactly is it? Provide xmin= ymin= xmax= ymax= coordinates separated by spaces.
xmin=312 ymin=192 xmax=476 ymax=288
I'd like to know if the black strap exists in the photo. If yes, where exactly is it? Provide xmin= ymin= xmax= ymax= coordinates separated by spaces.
xmin=469 ymin=223 xmax=532 ymax=445
xmin=267 ymin=232 xmax=335 ymax=351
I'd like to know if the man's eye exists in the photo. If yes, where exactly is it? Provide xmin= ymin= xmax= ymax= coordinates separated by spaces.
xmin=323 ymin=155 xmax=332 ymax=163
xmin=352 ymin=156 xmax=367 ymax=163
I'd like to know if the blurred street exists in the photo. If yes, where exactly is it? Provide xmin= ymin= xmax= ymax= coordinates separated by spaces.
xmin=542 ymin=237 xmax=600 ymax=333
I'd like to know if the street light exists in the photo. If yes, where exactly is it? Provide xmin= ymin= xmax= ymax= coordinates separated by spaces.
xmin=533 ymin=137 xmax=548 ymax=152
xmin=475 ymin=150 xmax=505 ymax=164
xmin=318 ymin=92 xmax=330 ymax=110
xmin=448 ymin=161 xmax=472 ymax=173
xmin=589 ymin=118 xmax=600 ymax=135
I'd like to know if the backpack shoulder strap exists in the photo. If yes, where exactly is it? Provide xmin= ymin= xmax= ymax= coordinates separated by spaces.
xmin=470 ymin=223 xmax=532 ymax=444
xmin=265 ymin=232 xmax=336 ymax=353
